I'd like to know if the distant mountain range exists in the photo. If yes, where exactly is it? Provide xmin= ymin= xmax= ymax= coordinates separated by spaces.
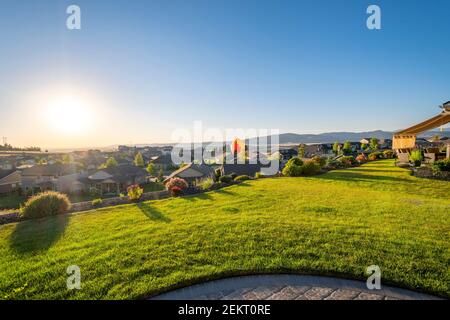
xmin=270 ymin=130 xmax=448 ymax=145
xmin=46 ymin=130 xmax=448 ymax=152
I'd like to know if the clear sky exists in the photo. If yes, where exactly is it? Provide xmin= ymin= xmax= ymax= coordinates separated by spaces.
xmin=0 ymin=0 xmax=449 ymax=149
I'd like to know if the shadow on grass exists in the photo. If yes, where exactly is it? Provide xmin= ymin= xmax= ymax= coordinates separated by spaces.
xmin=9 ymin=214 xmax=69 ymax=254
xmin=137 ymin=202 xmax=171 ymax=223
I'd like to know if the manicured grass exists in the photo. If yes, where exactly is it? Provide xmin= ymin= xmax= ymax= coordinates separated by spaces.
xmin=0 ymin=160 xmax=448 ymax=299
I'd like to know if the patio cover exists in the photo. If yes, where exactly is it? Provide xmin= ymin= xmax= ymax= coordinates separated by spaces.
xmin=393 ymin=102 xmax=450 ymax=151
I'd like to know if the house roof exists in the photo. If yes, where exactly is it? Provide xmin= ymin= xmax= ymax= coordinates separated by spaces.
xmin=88 ymin=164 xmax=148 ymax=183
xmin=150 ymin=154 xmax=174 ymax=165
xmin=164 ymin=163 xmax=215 ymax=182
xmin=0 ymin=169 xmax=16 ymax=180
xmin=21 ymin=163 xmax=78 ymax=176
xmin=221 ymin=163 xmax=262 ymax=177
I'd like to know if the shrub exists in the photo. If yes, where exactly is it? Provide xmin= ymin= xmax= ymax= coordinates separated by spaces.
xmin=219 ymin=175 xmax=233 ymax=184
xmin=383 ymin=150 xmax=394 ymax=159
xmin=170 ymin=186 xmax=183 ymax=197
xmin=255 ymin=172 xmax=264 ymax=179
xmin=301 ymin=160 xmax=321 ymax=175
xmin=230 ymin=173 xmax=237 ymax=180
xmin=368 ymin=152 xmax=382 ymax=161
xmin=127 ymin=184 xmax=144 ymax=201
xmin=282 ymin=157 xmax=304 ymax=177
xmin=234 ymin=175 xmax=250 ymax=181
xmin=409 ymin=150 xmax=423 ymax=167
xmin=198 ymin=177 xmax=214 ymax=190
xmin=356 ymin=154 xmax=367 ymax=163
xmin=338 ymin=156 xmax=356 ymax=167
xmin=311 ymin=156 xmax=326 ymax=167
xmin=433 ymin=158 xmax=450 ymax=172
xmin=324 ymin=156 xmax=340 ymax=170
xmin=165 ymin=177 xmax=189 ymax=194
xmin=91 ymin=198 xmax=103 ymax=207
xmin=20 ymin=191 xmax=71 ymax=219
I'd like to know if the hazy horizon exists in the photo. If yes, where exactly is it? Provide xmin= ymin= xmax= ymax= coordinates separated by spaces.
xmin=1 ymin=0 xmax=449 ymax=149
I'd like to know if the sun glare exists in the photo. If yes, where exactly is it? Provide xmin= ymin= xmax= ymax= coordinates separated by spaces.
xmin=46 ymin=97 xmax=93 ymax=134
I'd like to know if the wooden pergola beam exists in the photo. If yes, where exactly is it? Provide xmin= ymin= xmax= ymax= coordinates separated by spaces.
xmin=393 ymin=103 xmax=450 ymax=152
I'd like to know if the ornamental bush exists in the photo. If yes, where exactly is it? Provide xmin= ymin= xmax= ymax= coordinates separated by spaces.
xmin=20 ymin=191 xmax=71 ymax=219
xmin=338 ymin=156 xmax=356 ymax=167
xmin=433 ymin=158 xmax=450 ymax=172
xmin=91 ymin=198 xmax=103 ymax=207
xmin=356 ymin=154 xmax=367 ymax=163
xmin=301 ymin=160 xmax=321 ymax=175
xmin=127 ymin=184 xmax=144 ymax=201
xmin=368 ymin=152 xmax=383 ymax=161
xmin=165 ymin=178 xmax=189 ymax=196
xmin=198 ymin=177 xmax=214 ymax=190
xmin=282 ymin=157 xmax=304 ymax=177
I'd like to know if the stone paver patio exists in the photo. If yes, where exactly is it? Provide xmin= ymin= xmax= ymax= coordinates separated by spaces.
xmin=152 ymin=275 xmax=439 ymax=300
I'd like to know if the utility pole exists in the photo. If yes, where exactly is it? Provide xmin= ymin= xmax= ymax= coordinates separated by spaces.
xmin=2 ymin=137 xmax=6 ymax=146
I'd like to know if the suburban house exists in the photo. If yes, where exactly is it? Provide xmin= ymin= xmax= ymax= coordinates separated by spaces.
xmin=0 ymin=169 xmax=21 ymax=194
xmin=150 ymin=154 xmax=177 ymax=171
xmin=163 ymin=163 xmax=216 ymax=186
xmin=20 ymin=163 xmax=79 ymax=193
xmin=58 ymin=164 xmax=148 ymax=195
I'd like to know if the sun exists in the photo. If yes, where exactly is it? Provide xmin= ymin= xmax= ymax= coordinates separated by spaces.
xmin=45 ymin=97 xmax=93 ymax=134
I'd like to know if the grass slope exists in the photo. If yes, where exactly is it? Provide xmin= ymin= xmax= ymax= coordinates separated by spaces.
xmin=0 ymin=160 xmax=448 ymax=299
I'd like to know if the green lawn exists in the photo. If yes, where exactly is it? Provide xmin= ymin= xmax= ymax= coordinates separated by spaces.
xmin=0 ymin=160 xmax=448 ymax=299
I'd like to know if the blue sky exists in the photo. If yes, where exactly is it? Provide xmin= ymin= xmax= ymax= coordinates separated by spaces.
xmin=0 ymin=0 xmax=449 ymax=148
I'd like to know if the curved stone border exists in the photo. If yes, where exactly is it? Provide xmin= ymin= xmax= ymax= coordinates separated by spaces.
xmin=151 ymin=274 xmax=441 ymax=300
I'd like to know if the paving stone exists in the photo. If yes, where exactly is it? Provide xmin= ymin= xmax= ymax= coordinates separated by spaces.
xmin=151 ymin=275 xmax=439 ymax=300
xmin=221 ymin=288 xmax=252 ymax=300
xmin=267 ymin=286 xmax=311 ymax=300
xmin=354 ymin=292 xmax=385 ymax=300
xmin=324 ymin=289 xmax=360 ymax=300
xmin=242 ymin=286 xmax=283 ymax=300
xmin=303 ymin=287 xmax=335 ymax=300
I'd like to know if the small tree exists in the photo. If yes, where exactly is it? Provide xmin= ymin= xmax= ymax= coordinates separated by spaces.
xmin=298 ymin=144 xmax=306 ymax=159
xmin=342 ymin=140 xmax=352 ymax=155
xmin=146 ymin=163 xmax=156 ymax=176
xmin=100 ymin=157 xmax=118 ymax=169
xmin=332 ymin=141 xmax=340 ymax=156
xmin=361 ymin=143 xmax=367 ymax=151
xmin=134 ymin=152 xmax=144 ymax=167
xmin=370 ymin=138 xmax=379 ymax=151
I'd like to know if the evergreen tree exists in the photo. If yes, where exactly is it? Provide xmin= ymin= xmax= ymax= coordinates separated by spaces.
xmin=134 ymin=152 xmax=144 ymax=167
